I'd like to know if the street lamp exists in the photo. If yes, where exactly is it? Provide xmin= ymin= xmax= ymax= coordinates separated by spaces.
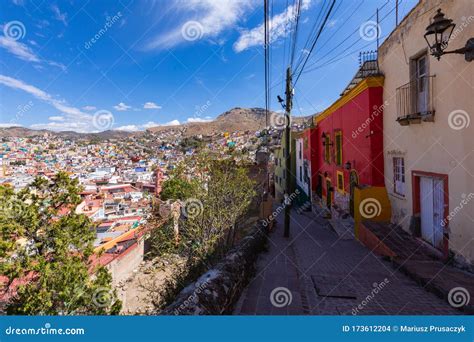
xmin=424 ymin=9 xmax=474 ymax=61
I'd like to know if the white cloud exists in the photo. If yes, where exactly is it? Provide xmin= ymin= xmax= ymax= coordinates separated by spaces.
xmin=234 ymin=0 xmax=312 ymax=52
xmin=187 ymin=117 xmax=213 ymax=123
xmin=143 ymin=102 xmax=161 ymax=109
xmin=142 ymin=121 xmax=160 ymax=129
xmin=113 ymin=102 xmax=132 ymax=111
xmin=114 ymin=125 xmax=139 ymax=132
xmin=114 ymin=120 xmax=180 ymax=132
xmin=30 ymin=121 xmax=87 ymax=131
xmin=0 ymin=123 xmax=21 ymax=127
xmin=48 ymin=116 xmax=65 ymax=121
xmin=0 ymin=74 xmax=95 ymax=132
xmin=146 ymin=0 xmax=254 ymax=50
xmin=51 ymin=5 xmax=67 ymax=26
xmin=0 ymin=36 xmax=40 ymax=62
xmin=0 ymin=36 xmax=66 ymax=70
xmin=164 ymin=119 xmax=180 ymax=126
xmin=82 ymin=105 xmax=97 ymax=111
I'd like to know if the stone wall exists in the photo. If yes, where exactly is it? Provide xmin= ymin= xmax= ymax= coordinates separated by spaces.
xmin=106 ymin=238 xmax=144 ymax=287
xmin=160 ymin=224 xmax=267 ymax=315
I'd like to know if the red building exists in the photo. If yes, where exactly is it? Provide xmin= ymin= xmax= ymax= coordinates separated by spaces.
xmin=311 ymin=74 xmax=386 ymax=217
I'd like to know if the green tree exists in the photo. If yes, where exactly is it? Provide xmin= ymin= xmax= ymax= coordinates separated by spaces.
xmin=0 ymin=172 xmax=121 ymax=315
xmin=146 ymin=155 xmax=256 ymax=311
xmin=160 ymin=165 xmax=199 ymax=201
xmin=181 ymin=156 xmax=256 ymax=260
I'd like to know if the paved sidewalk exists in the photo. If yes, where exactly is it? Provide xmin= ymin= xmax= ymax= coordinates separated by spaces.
xmin=233 ymin=205 xmax=460 ymax=315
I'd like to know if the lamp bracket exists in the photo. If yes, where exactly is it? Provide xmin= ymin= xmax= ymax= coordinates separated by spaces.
xmin=442 ymin=38 xmax=474 ymax=61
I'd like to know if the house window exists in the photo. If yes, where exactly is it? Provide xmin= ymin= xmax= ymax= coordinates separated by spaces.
xmin=324 ymin=135 xmax=331 ymax=163
xmin=299 ymin=166 xmax=302 ymax=182
xmin=393 ymin=157 xmax=405 ymax=196
xmin=336 ymin=170 xmax=344 ymax=193
xmin=299 ymin=142 xmax=302 ymax=160
xmin=335 ymin=130 xmax=343 ymax=166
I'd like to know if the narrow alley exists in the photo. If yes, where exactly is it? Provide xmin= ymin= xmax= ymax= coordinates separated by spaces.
xmin=234 ymin=205 xmax=460 ymax=315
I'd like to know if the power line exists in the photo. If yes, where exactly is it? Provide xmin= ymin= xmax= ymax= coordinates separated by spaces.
xmin=264 ymin=0 xmax=269 ymax=126
xmin=303 ymin=0 xmax=397 ymax=73
xmin=293 ymin=0 xmax=341 ymax=73
xmin=289 ymin=0 xmax=303 ymax=68
xmin=293 ymin=0 xmax=336 ymax=87
xmin=302 ymin=34 xmax=389 ymax=73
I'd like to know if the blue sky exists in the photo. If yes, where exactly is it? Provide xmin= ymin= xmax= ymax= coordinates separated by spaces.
xmin=0 ymin=0 xmax=417 ymax=132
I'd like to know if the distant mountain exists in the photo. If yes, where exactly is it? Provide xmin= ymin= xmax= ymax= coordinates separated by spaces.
xmin=0 ymin=107 xmax=312 ymax=140
xmin=148 ymin=107 xmax=311 ymax=137
xmin=0 ymin=127 xmax=139 ymax=140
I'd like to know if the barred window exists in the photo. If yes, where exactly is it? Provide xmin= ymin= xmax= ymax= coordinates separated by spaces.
xmin=393 ymin=157 xmax=405 ymax=196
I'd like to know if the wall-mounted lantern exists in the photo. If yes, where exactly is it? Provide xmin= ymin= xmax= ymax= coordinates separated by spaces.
xmin=344 ymin=161 xmax=352 ymax=170
xmin=424 ymin=9 xmax=474 ymax=61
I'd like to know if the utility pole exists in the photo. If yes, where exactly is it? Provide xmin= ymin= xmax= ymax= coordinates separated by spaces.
xmin=376 ymin=8 xmax=380 ymax=51
xmin=395 ymin=0 xmax=399 ymax=26
xmin=284 ymin=67 xmax=292 ymax=238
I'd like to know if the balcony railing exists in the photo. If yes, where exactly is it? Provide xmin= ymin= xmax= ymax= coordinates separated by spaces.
xmin=396 ymin=75 xmax=435 ymax=125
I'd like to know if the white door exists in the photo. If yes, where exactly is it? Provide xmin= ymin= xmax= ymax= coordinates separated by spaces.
xmin=420 ymin=177 xmax=434 ymax=244
xmin=416 ymin=55 xmax=428 ymax=114
xmin=420 ymin=176 xmax=444 ymax=248
xmin=432 ymin=178 xmax=444 ymax=248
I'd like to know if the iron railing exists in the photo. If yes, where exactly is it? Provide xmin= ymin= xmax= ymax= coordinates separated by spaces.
xmin=396 ymin=75 xmax=435 ymax=122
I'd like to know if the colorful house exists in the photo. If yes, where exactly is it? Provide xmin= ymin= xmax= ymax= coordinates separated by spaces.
xmin=312 ymin=61 xmax=391 ymax=229
xmin=274 ymin=129 xmax=295 ymax=203
xmin=378 ymin=0 xmax=474 ymax=263
xmin=295 ymin=126 xmax=318 ymax=207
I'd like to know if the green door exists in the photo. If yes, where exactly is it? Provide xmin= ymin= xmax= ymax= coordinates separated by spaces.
xmin=326 ymin=180 xmax=332 ymax=209
xmin=349 ymin=171 xmax=359 ymax=217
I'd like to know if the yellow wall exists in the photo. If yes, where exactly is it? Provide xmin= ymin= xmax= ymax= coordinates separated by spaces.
xmin=354 ymin=186 xmax=391 ymax=239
